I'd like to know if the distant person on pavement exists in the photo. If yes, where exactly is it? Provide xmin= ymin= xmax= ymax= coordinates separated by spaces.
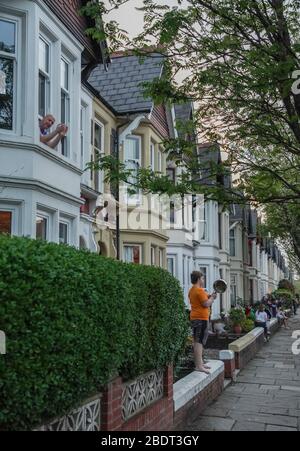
xmin=255 ymin=304 xmax=270 ymax=341
xmin=189 ymin=271 xmax=217 ymax=374
xmin=39 ymin=114 xmax=68 ymax=149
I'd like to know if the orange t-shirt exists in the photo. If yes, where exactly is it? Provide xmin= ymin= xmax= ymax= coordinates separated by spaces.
xmin=189 ymin=286 xmax=210 ymax=321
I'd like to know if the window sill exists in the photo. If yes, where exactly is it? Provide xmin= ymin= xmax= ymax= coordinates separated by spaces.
xmin=0 ymin=138 xmax=83 ymax=175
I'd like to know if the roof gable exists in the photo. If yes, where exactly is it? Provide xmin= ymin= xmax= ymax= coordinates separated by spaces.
xmin=88 ymin=54 xmax=164 ymax=114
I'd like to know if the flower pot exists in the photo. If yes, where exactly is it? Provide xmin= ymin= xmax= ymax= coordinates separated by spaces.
xmin=234 ymin=325 xmax=242 ymax=335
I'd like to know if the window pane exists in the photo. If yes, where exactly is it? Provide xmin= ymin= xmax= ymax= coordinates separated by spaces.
xmin=0 ymin=211 xmax=12 ymax=234
xmin=38 ymin=73 xmax=46 ymax=118
xmin=125 ymin=137 xmax=139 ymax=160
xmin=0 ymin=20 xmax=15 ymax=54
xmin=94 ymin=122 xmax=103 ymax=151
xmin=0 ymin=57 xmax=13 ymax=130
xmin=167 ymin=258 xmax=174 ymax=276
xmin=36 ymin=216 xmax=47 ymax=240
xmin=59 ymin=222 xmax=68 ymax=244
xmin=199 ymin=267 xmax=207 ymax=289
xmin=61 ymin=59 xmax=69 ymax=90
xmin=39 ymin=38 xmax=49 ymax=73
xmin=124 ymin=246 xmax=140 ymax=264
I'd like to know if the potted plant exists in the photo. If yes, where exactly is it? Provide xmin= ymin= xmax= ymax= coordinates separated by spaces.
xmin=229 ymin=308 xmax=246 ymax=335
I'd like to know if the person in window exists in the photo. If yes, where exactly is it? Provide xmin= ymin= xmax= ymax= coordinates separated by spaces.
xmin=39 ymin=114 xmax=68 ymax=149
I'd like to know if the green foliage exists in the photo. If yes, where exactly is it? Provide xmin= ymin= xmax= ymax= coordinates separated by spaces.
xmin=278 ymin=279 xmax=295 ymax=293
xmin=0 ymin=235 xmax=188 ymax=431
xmin=229 ymin=307 xmax=246 ymax=326
xmin=241 ymin=319 xmax=255 ymax=334
xmin=272 ymin=289 xmax=294 ymax=309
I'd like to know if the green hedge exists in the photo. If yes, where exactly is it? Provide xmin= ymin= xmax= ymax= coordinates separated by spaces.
xmin=0 ymin=235 xmax=188 ymax=431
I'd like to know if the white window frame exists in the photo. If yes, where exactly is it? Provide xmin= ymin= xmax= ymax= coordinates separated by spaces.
xmin=199 ymin=202 xmax=209 ymax=242
xmin=150 ymin=142 xmax=155 ymax=171
xmin=0 ymin=15 xmax=18 ymax=133
xmin=124 ymin=135 xmax=142 ymax=205
xmin=80 ymin=104 xmax=85 ymax=170
xmin=167 ymin=255 xmax=176 ymax=277
xmin=158 ymin=148 xmax=162 ymax=172
xmin=38 ymin=35 xmax=51 ymax=120
xmin=151 ymin=246 xmax=156 ymax=266
xmin=230 ymin=274 xmax=237 ymax=307
xmin=123 ymin=244 xmax=142 ymax=264
xmin=93 ymin=118 xmax=105 ymax=193
xmin=159 ymin=248 xmax=164 ymax=268
xmin=199 ymin=265 xmax=209 ymax=290
xmin=36 ymin=212 xmax=50 ymax=241
xmin=230 ymin=228 xmax=236 ymax=257
xmin=59 ymin=219 xmax=70 ymax=245
xmin=60 ymin=55 xmax=71 ymax=158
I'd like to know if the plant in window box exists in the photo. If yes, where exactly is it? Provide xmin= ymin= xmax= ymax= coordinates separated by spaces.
xmin=229 ymin=307 xmax=246 ymax=335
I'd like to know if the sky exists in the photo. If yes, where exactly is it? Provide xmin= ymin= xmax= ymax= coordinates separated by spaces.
xmin=105 ymin=0 xmax=186 ymax=38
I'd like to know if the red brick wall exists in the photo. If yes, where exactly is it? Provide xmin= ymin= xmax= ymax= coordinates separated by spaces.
xmin=235 ymin=334 xmax=265 ymax=370
xmin=42 ymin=0 xmax=96 ymax=60
xmin=101 ymin=366 xmax=174 ymax=432
xmin=173 ymin=372 xmax=224 ymax=430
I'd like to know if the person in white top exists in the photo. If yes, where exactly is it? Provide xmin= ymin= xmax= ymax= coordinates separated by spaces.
xmin=255 ymin=304 xmax=270 ymax=340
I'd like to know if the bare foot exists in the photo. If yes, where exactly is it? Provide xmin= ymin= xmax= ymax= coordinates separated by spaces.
xmin=195 ymin=367 xmax=210 ymax=374
xmin=203 ymin=364 xmax=211 ymax=370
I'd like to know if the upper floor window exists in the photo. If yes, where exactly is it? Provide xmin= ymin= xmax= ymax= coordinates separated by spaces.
xmin=60 ymin=58 xmax=70 ymax=157
xmin=158 ymin=149 xmax=163 ymax=172
xmin=91 ymin=118 xmax=105 ymax=193
xmin=39 ymin=37 xmax=50 ymax=119
xmin=0 ymin=18 xmax=16 ymax=131
xmin=199 ymin=202 xmax=208 ymax=242
xmin=124 ymin=135 xmax=141 ymax=204
xmin=150 ymin=142 xmax=155 ymax=170
xmin=230 ymin=228 xmax=236 ymax=257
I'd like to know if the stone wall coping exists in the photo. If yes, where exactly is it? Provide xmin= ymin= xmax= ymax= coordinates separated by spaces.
xmin=219 ymin=350 xmax=235 ymax=360
xmin=228 ymin=327 xmax=264 ymax=352
xmin=173 ymin=360 xmax=224 ymax=412
xmin=249 ymin=327 xmax=265 ymax=339
xmin=270 ymin=318 xmax=277 ymax=327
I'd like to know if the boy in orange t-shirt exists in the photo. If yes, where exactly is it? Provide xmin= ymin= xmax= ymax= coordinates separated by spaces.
xmin=189 ymin=271 xmax=217 ymax=374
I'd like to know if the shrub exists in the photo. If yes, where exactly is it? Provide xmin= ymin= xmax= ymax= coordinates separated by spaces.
xmin=272 ymin=289 xmax=294 ymax=309
xmin=278 ymin=279 xmax=295 ymax=293
xmin=229 ymin=307 xmax=246 ymax=326
xmin=0 ymin=235 xmax=188 ymax=430
xmin=241 ymin=319 xmax=255 ymax=333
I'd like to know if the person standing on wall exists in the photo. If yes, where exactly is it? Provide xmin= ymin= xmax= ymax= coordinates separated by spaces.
xmin=189 ymin=271 xmax=217 ymax=374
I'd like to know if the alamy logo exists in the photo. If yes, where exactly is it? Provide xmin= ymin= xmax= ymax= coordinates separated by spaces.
xmin=291 ymin=70 xmax=300 ymax=95
xmin=292 ymin=331 xmax=300 ymax=356
xmin=0 ymin=330 xmax=6 ymax=355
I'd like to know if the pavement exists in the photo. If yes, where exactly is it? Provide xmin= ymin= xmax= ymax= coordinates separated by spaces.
xmin=183 ymin=313 xmax=300 ymax=431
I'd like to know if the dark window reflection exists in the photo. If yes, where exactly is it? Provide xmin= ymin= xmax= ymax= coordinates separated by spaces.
xmin=0 ymin=58 xmax=13 ymax=130
xmin=0 ymin=20 xmax=15 ymax=54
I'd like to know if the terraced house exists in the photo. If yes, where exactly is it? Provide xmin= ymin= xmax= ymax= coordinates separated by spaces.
xmin=0 ymin=0 xmax=108 ymax=250
xmin=89 ymin=53 xmax=170 ymax=267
